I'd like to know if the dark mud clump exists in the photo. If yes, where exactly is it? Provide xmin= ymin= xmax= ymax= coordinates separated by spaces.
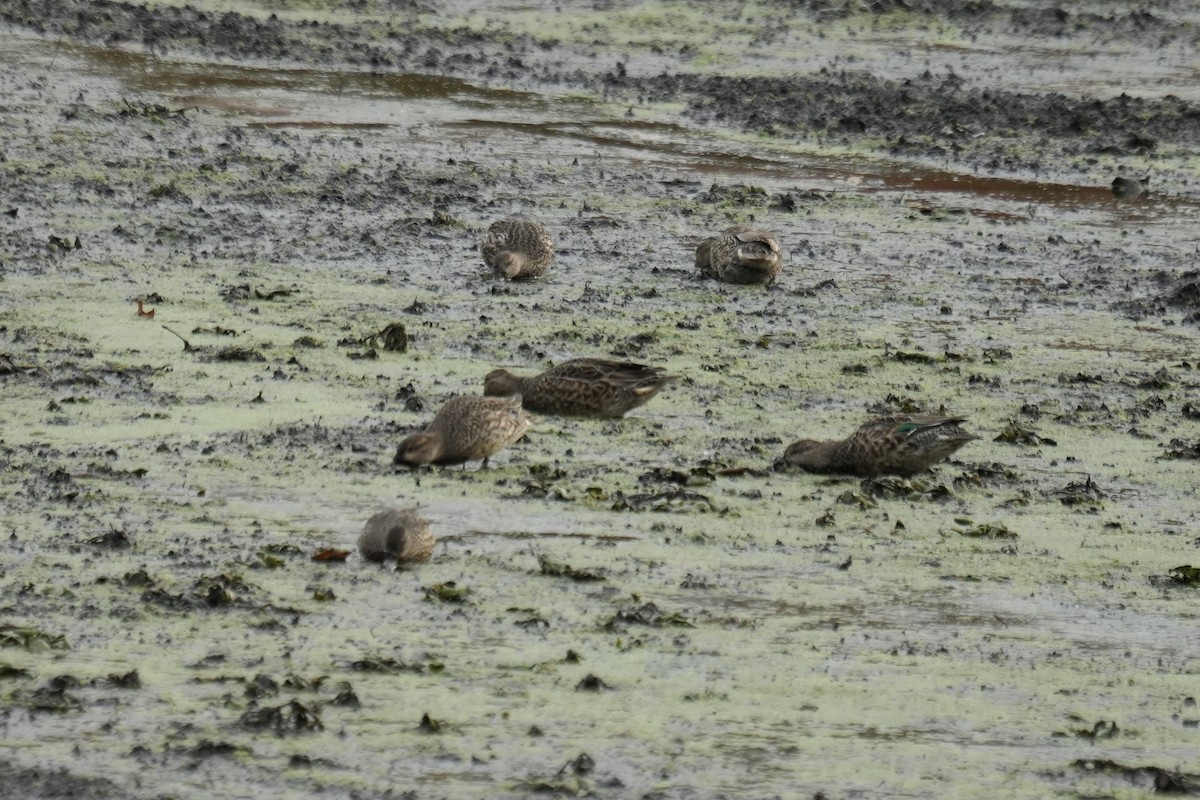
xmin=640 ymin=71 xmax=1197 ymax=171
xmin=0 ymin=765 xmax=124 ymax=800
xmin=6 ymin=0 xmax=1200 ymax=180
xmin=1113 ymin=269 xmax=1200 ymax=325
xmin=0 ymin=0 xmax=505 ymax=72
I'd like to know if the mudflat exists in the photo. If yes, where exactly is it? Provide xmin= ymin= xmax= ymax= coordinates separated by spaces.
xmin=3 ymin=2 xmax=1200 ymax=797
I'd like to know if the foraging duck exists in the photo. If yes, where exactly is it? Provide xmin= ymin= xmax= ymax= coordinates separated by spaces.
xmin=358 ymin=508 xmax=434 ymax=563
xmin=394 ymin=395 xmax=533 ymax=468
xmin=695 ymin=225 xmax=783 ymax=285
xmin=778 ymin=414 xmax=978 ymax=477
xmin=480 ymin=218 xmax=554 ymax=279
xmin=484 ymin=358 xmax=676 ymax=418
xmin=1111 ymin=175 xmax=1149 ymax=199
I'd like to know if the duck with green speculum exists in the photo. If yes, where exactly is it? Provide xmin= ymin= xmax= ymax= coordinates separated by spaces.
xmin=484 ymin=358 xmax=677 ymax=418
xmin=778 ymin=414 xmax=978 ymax=477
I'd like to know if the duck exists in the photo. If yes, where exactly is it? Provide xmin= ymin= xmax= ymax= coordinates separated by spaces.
xmin=394 ymin=395 xmax=533 ymax=468
xmin=1111 ymin=175 xmax=1149 ymax=199
xmin=480 ymin=217 xmax=554 ymax=279
xmin=778 ymin=414 xmax=978 ymax=477
xmin=695 ymin=225 xmax=783 ymax=285
xmin=358 ymin=508 xmax=434 ymax=563
xmin=484 ymin=357 xmax=676 ymax=418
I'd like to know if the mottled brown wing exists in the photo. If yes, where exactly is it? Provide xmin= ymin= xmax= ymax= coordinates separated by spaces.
xmin=733 ymin=228 xmax=781 ymax=254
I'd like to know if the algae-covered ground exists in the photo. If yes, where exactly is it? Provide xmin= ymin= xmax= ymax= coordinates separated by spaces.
xmin=3 ymin=1 xmax=1200 ymax=798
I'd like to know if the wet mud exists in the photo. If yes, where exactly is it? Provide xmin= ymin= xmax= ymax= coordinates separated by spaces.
xmin=3 ymin=1 xmax=1200 ymax=799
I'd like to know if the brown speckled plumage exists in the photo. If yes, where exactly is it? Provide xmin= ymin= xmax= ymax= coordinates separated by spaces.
xmin=779 ymin=414 xmax=978 ymax=477
xmin=481 ymin=218 xmax=554 ymax=279
xmin=394 ymin=395 xmax=533 ymax=468
xmin=357 ymin=508 xmax=434 ymax=563
xmin=484 ymin=358 xmax=676 ymax=418
xmin=695 ymin=225 xmax=783 ymax=285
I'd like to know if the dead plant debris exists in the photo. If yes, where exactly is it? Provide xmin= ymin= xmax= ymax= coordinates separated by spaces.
xmin=537 ymin=554 xmax=606 ymax=582
xmin=946 ymin=522 xmax=1019 ymax=539
xmin=238 ymin=699 xmax=323 ymax=736
xmin=994 ymin=420 xmax=1058 ymax=447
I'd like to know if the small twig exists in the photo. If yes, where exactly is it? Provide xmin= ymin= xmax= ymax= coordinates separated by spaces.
xmin=161 ymin=325 xmax=194 ymax=351
xmin=49 ymin=35 xmax=63 ymax=70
